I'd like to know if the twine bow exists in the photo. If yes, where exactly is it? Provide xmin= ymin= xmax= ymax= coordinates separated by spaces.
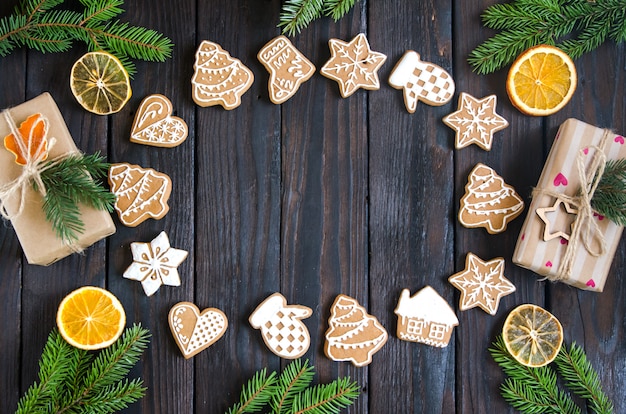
xmin=0 ymin=109 xmax=67 ymax=220
xmin=534 ymin=130 xmax=611 ymax=281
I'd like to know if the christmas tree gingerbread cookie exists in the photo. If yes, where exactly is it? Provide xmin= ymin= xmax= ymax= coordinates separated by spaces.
xmin=394 ymin=286 xmax=458 ymax=347
xmin=459 ymin=163 xmax=524 ymax=234
xmin=192 ymin=40 xmax=254 ymax=110
xmin=249 ymin=293 xmax=312 ymax=359
xmin=324 ymin=294 xmax=387 ymax=367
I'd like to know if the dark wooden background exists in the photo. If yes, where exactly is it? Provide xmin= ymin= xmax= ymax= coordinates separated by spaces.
xmin=1 ymin=1 xmax=624 ymax=413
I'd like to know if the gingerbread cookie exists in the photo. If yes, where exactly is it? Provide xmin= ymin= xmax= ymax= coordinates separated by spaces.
xmin=388 ymin=50 xmax=455 ymax=113
xmin=169 ymin=302 xmax=228 ymax=359
xmin=449 ymin=253 xmax=516 ymax=315
xmin=459 ymin=163 xmax=524 ymax=234
xmin=123 ymin=231 xmax=188 ymax=296
xmin=108 ymin=163 xmax=172 ymax=227
xmin=320 ymin=33 xmax=387 ymax=98
xmin=130 ymin=94 xmax=188 ymax=147
xmin=192 ymin=40 xmax=254 ymax=110
xmin=258 ymin=36 xmax=315 ymax=104
xmin=394 ymin=286 xmax=458 ymax=347
xmin=443 ymin=93 xmax=508 ymax=150
xmin=249 ymin=293 xmax=312 ymax=359
xmin=324 ymin=294 xmax=387 ymax=367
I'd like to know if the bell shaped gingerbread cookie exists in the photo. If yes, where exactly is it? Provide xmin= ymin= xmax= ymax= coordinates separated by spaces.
xmin=192 ymin=40 xmax=254 ymax=110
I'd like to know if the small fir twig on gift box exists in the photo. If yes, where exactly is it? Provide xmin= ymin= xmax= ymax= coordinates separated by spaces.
xmin=15 ymin=324 xmax=150 ymax=414
xmin=592 ymin=159 xmax=626 ymax=226
xmin=468 ymin=0 xmax=626 ymax=74
xmin=0 ymin=0 xmax=173 ymax=76
xmin=490 ymin=335 xmax=614 ymax=414
xmin=278 ymin=0 xmax=358 ymax=36
xmin=226 ymin=359 xmax=360 ymax=414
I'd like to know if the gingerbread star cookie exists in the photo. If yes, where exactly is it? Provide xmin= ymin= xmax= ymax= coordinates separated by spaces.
xmin=258 ymin=36 xmax=315 ymax=104
xmin=459 ymin=163 xmax=524 ymax=234
xmin=192 ymin=40 xmax=254 ymax=110
xmin=249 ymin=293 xmax=312 ymax=359
xmin=123 ymin=231 xmax=188 ymax=296
xmin=449 ymin=253 xmax=516 ymax=315
xmin=443 ymin=93 xmax=509 ymax=150
xmin=320 ymin=33 xmax=387 ymax=98
xmin=388 ymin=50 xmax=455 ymax=113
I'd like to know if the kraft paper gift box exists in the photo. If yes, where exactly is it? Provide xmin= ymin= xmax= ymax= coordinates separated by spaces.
xmin=513 ymin=118 xmax=626 ymax=292
xmin=0 ymin=93 xmax=115 ymax=265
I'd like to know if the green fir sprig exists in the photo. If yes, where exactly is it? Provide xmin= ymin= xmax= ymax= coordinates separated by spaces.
xmin=34 ymin=152 xmax=116 ymax=244
xmin=226 ymin=359 xmax=360 ymax=414
xmin=592 ymin=158 xmax=626 ymax=226
xmin=490 ymin=335 xmax=613 ymax=414
xmin=278 ymin=0 xmax=357 ymax=37
xmin=16 ymin=324 xmax=150 ymax=414
xmin=468 ymin=0 xmax=626 ymax=74
xmin=0 ymin=0 xmax=173 ymax=76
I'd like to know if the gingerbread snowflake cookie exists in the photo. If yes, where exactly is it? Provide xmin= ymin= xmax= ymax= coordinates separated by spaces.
xmin=108 ymin=163 xmax=172 ymax=227
xmin=448 ymin=253 xmax=516 ymax=315
xmin=169 ymin=302 xmax=228 ymax=359
xmin=443 ymin=93 xmax=508 ymax=150
xmin=324 ymin=294 xmax=387 ymax=367
xmin=258 ymin=36 xmax=315 ymax=104
xmin=130 ymin=94 xmax=188 ymax=147
xmin=192 ymin=40 xmax=254 ymax=110
xmin=394 ymin=286 xmax=458 ymax=347
xmin=320 ymin=33 xmax=387 ymax=98
xmin=459 ymin=163 xmax=524 ymax=234
xmin=123 ymin=231 xmax=188 ymax=296
xmin=388 ymin=50 xmax=455 ymax=113
xmin=249 ymin=293 xmax=312 ymax=359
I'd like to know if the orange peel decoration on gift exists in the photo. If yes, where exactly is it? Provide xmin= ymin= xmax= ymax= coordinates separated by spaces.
xmin=3 ymin=113 xmax=49 ymax=166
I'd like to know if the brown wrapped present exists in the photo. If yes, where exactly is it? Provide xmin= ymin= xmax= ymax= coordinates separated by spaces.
xmin=513 ymin=118 xmax=625 ymax=292
xmin=0 ymin=93 xmax=115 ymax=265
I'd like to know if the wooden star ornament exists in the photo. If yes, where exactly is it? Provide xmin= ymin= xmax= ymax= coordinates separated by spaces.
xmin=320 ymin=33 xmax=387 ymax=98
xmin=448 ymin=253 xmax=515 ymax=315
xmin=443 ymin=93 xmax=509 ymax=151
xmin=536 ymin=199 xmax=579 ymax=241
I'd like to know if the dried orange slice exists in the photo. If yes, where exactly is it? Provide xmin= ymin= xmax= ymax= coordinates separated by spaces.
xmin=70 ymin=51 xmax=131 ymax=115
xmin=506 ymin=45 xmax=577 ymax=116
xmin=502 ymin=304 xmax=563 ymax=367
xmin=56 ymin=286 xmax=126 ymax=350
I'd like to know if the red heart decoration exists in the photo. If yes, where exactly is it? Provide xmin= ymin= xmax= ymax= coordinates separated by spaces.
xmin=521 ymin=233 xmax=525 ymax=241
xmin=615 ymin=135 xmax=624 ymax=145
xmin=586 ymin=279 xmax=596 ymax=288
xmin=545 ymin=261 xmax=553 ymax=267
xmin=583 ymin=147 xmax=589 ymax=155
xmin=594 ymin=212 xmax=605 ymax=220
xmin=553 ymin=173 xmax=568 ymax=187
xmin=560 ymin=238 xmax=568 ymax=245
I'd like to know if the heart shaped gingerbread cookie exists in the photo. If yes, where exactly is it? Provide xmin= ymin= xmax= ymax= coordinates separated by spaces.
xmin=130 ymin=94 xmax=188 ymax=147
xmin=168 ymin=302 xmax=228 ymax=359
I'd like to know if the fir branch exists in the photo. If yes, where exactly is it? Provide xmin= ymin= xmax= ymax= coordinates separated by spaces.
xmin=490 ymin=336 xmax=581 ymax=414
xmin=272 ymin=359 xmax=315 ymax=414
xmin=555 ymin=343 xmax=614 ymax=414
xmin=592 ymin=158 xmax=626 ymax=226
xmin=0 ymin=0 xmax=173 ymax=76
xmin=16 ymin=330 xmax=75 ymax=414
xmin=35 ymin=152 xmax=116 ymax=244
xmin=226 ymin=368 xmax=278 ymax=414
xmin=278 ymin=0 xmax=324 ymax=37
xmin=323 ymin=0 xmax=357 ymax=22
xmin=469 ymin=0 xmax=626 ymax=74
xmin=290 ymin=377 xmax=361 ymax=414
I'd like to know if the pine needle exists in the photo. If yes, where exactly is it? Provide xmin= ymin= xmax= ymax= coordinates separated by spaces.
xmin=592 ymin=158 xmax=626 ymax=226
xmin=469 ymin=0 xmax=626 ymax=74
xmin=278 ymin=0 xmax=359 ymax=36
xmin=272 ymin=359 xmax=315 ymax=414
xmin=290 ymin=377 xmax=361 ymax=414
xmin=225 ymin=368 xmax=278 ymax=414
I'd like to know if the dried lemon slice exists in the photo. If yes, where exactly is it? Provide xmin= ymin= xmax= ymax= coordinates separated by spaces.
xmin=70 ymin=51 xmax=131 ymax=115
xmin=506 ymin=45 xmax=577 ymax=116
xmin=56 ymin=286 xmax=126 ymax=350
xmin=502 ymin=304 xmax=563 ymax=367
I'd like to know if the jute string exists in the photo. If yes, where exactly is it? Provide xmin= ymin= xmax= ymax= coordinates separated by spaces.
xmin=532 ymin=129 xmax=611 ymax=281
xmin=0 ymin=109 xmax=82 ymax=250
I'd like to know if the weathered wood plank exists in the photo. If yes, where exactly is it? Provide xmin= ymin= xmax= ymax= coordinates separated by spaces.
xmin=368 ymin=1 xmax=456 ymax=413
